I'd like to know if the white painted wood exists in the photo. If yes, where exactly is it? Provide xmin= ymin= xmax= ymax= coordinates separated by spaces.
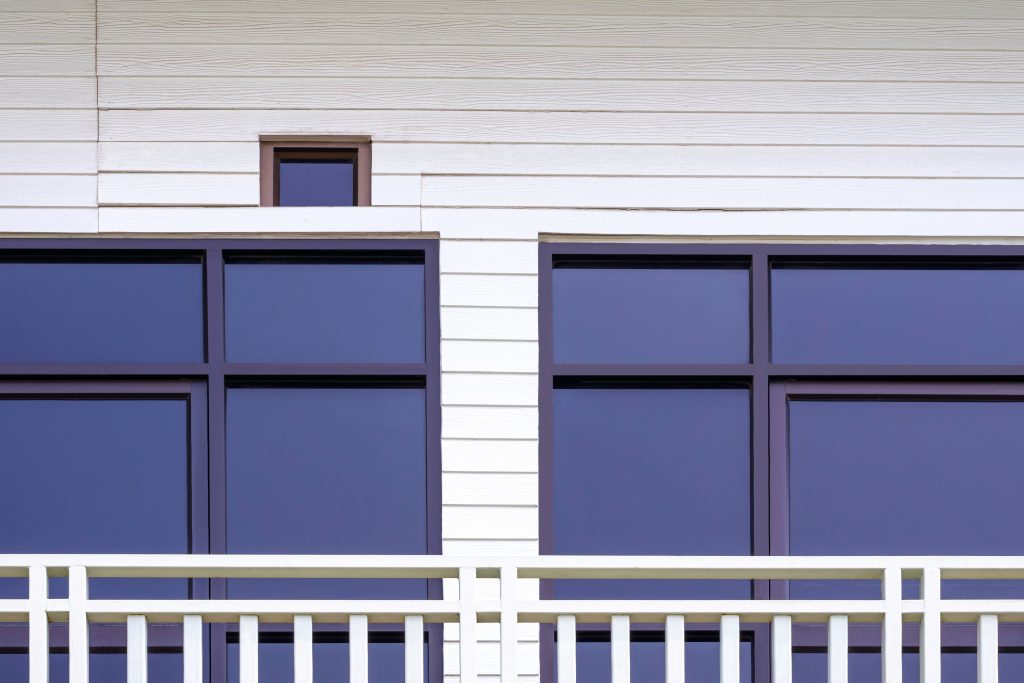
xmin=441 ymin=341 xmax=538 ymax=375
xmin=127 ymin=615 xmax=147 ymax=683
xmin=920 ymin=568 xmax=941 ymax=683
xmin=443 ymin=373 xmax=538 ymax=407
xmin=557 ymin=615 xmax=576 ymax=683
xmin=0 ymin=143 xmax=97 ymax=174
xmin=610 ymin=615 xmax=630 ymax=683
xmin=2 ymin=0 xmax=92 ymax=10
xmin=720 ymin=615 xmax=740 ymax=683
xmin=0 ymin=175 xmax=95 ymax=208
xmin=665 ymin=615 xmax=685 ymax=683
xmin=99 ymin=44 xmax=1024 ymax=82
xmin=499 ymin=566 xmax=517 ymax=683
xmin=0 ymin=110 xmax=96 ymax=142
xmin=441 ymin=307 xmax=538 ymax=342
xmin=440 ymin=275 xmax=537 ymax=308
xmin=372 ymin=174 xmax=421 ymax=207
xmin=239 ymin=615 xmax=259 ymax=683
xmin=98 ymin=109 xmax=1024 ymax=145
xmin=828 ymin=615 xmax=848 ymax=683
xmin=350 ymin=614 xmax=369 ymax=683
xmin=441 ymin=644 xmax=541 ymax=677
xmin=183 ymin=615 xmax=203 ymax=683
xmin=405 ymin=615 xmax=425 ymax=683
xmin=0 ymin=12 xmax=94 ymax=44
xmin=68 ymin=566 xmax=88 ymax=683
xmin=442 ymin=507 xmax=537 ymax=541
xmin=1 ymin=78 xmax=96 ymax=108
xmin=977 ymin=614 xmax=999 ymax=683
xmin=97 ymin=206 xmax=420 ymax=233
xmin=294 ymin=615 xmax=313 ymax=683
xmin=459 ymin=567 xmax=478 ymax=683
xmin=0 ymin=207 xmax=97 ymax=232
xmin=442 ymin=439 xmax=537 ymax=474
xmin=443 ymin=540 xmax=539 ymax=556
xmin=443 ymin=473 xmax=537 ymax=506
xmin=98 ymin=173 xmax=257 ymax=207
xmin=442 ymin=406 xmax=538 ymax=440
xmin=424 ymin=176 xmax=1024 ymax=211
xmin=28 ymin=565 xmax=47 ymax=683
xmin=441 ymin=240 xmax=537 ymax=275
xmin=99 ymin=142 xmax=258 ymax=173
xmin=771 ymin=615 xmax=791 ymax=683
xmin=882 ymin=568 xmax=902 ymax=683
xmin=0 ymin=45 xmax=94 ymax=76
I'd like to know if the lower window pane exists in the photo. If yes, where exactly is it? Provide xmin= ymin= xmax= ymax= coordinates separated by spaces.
xmin=227 ymin=636 xmax=421 ymax=683
xmin=561 ymin=635 xmax=753 ymax=683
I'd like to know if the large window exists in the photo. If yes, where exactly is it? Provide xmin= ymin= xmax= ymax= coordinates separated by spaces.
xmin=0 ymin=238 xmax=440 ymax=683
xmin=541 ymin=244 xmax=1024 ymax=683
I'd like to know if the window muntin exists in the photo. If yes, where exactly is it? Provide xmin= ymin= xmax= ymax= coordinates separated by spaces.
xmin=260 ymin=141 xmax=371 ymax=207
xmin=0 ymin=259 xmax=204 ymax=363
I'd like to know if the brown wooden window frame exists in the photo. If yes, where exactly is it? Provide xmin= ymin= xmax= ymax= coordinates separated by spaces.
xmin=259 ymin=139 xmax=372 ymax=207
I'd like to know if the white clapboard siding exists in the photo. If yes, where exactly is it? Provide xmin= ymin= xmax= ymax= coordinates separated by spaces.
xmin=95 ymin=0 xmax=1024 ymax=19
xmin=99 ymin=78 xmax=1024 ymax=115
xmin=99 ymin=142 xmax=258 ymax=173
xmin=0 ymin=111 xmax=97 ymax=142
xmin=2 ymin=0 xmax=93 ymax=9
xmin=442 ymin=439 xmax=538 ymax=474
xmin=442 ymin=642 xmax=539 ymax=676
xmin=96 ymin=206 xmax=421 ymax=233
xmin=97 ymin=13 xmax=1024 ymax=50
xmin=443 ymin=373 xmax=538 ymax=406
xmin=442 ymin=308 xmax=538 ymax=342
xmin=442 ymin=241 xmax=537 ymax=275
xmin=443 ymin=473 xmax=538 ymax=506
xmin=0 ymin=12 xmax=95 ymax=44
xmin=378 ymin=143 xmax=1024 ymax=179
xmin=441 ymin=274 xmax=537 ymax=308
xmin=443 ymin=406 xmax=538 ymax=440
xmin=0 ymin=45 xmax=95 ymax=76
xmin=424 ymin=176 xmax=1024 ymax=211
xmin=425 ymin=208 xmax=1024 ymax=240
xmin=0 ymin=208 xmax=97 ymax=232
xmin=97 ymin=45 xmax=1024 ymax=82
xmin=371 ymin=174 xmax=420 ymax=207
xmin=0 ymin=143 xmax=97 ymax=174
xmin=98 ymin=110 xmax=1024 ymax=146
xmin=1 ymin=78 xmax=96 ymax=108
xmin=441 ymin=341 xmax=537 ymax=373
xmin=0 ymin=175 xmax=95 ymax=207
xmin=442 ymin=507 xmax=537 ymax=541
xmin=98 ymin=173 xmax=257 ymax=206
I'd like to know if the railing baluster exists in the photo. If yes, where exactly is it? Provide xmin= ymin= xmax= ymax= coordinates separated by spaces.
xmin=350 ymin=614 xmax=369 ymax=683
xmin=720 ymin=615 xmax=740 ymax=683
xmin=920 ymin=568 xmax=941 ymax=683
xmin=240 ymin=615 xmax=259 ymax=683
xmin=882 ymin=567 xmax=902 ymax=683
xmin=828 ymin=615 xmax=848 ymax=683
xmin=557 ymin=615 xmax=577 ymax=683
xmin=404 ymin=615 xmax=424 ymax=683
xmin=294 ymin=615 xmax=313 ymax=683
xmin=183 ymin=615 xmax=203 ymax=683
xmin=127 ymin=615 xmax=148 ymax=683
xmin=665 ymin=615 xmax=685 ymax=683
xmin=772 ymin=615 xmax=792 ymax=683
xmin=978 ymin=614 xmax=999 ymax=683
xmin=611 ymin=615 xmax=630 ymax=683
xmin=69 ymin=566 xmax=89 ymax=683
xmin=459 ymin=567 xmax=477 ymax=683
xmin=500 ymin=566 xmax=518 ymax=683
xmin=28 ymin=565 xmax=48 ymax=683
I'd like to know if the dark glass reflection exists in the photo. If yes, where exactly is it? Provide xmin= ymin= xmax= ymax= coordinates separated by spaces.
xmin=225 ymin=262 xmax=425 ymax=363
xmin=227 ymin=639 xmax=417 ymax=683
xmin=553 ymin=266 xmax=749 ymax=364
xmin=789 ymin=400 xmax=1024 ymax=598
xmin=772 ymin=267 xmax=1024 ymax=364
xmin=793 ymin=650 xmax=1024 ymax=683
xmin=0 ymin=651 xmax=182 ymax=683
xmin=278 ymin=158 xmax=355 ymax=207
xmin=553 ymin=388 xmax=750 ymax=598
xmin=0 ymin=261 xmax=204 ymax=363
xmin=227 ymin=388 xmax=427 ymax=598
xmin=564 ymin=637 xmax=753 ymax=683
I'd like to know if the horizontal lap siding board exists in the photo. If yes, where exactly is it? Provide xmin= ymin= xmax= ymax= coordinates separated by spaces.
xmin=0 ymin=143 xmax=97 ymax=174
xmin=0 ymin=12 xmax=95 ymax=43
xmin=98 ymin=173 xmax=257 ymax=206
xmin=2 ymin=79 xmax=96 ymax=108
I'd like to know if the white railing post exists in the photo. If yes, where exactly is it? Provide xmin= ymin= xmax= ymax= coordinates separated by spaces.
xmin=978 ymin=614 xmax=999 ymax=683
xmin=240 ymin=615 xmax=259 ymax=683
xmin=459 ymin=567 xmax=477 ymax=683
xmin=771 ymin=615 xmax=792 ymax=683
xmin=665 ymin=615 xmax=685 ymax=683
xmin=882 ymin=567 xmax=902 ymax=683
xmin=920 ymin=568 xmax=941 ymax=683
xmin=500 ymin=566 xmax=518 ymax=683
xmin=294 ymin=615 xmax=313 ymax=683
xmin=183 ymin=614 xmax=203 ymax=683
xmin=127 ymin=614 xmax=148 ymax=683
xmin=405 ymin=615 xmax=424 ymax=683
xmin=350 ymin=614 xmax=369 ymax=683
xmin=28 ymin=565 xmax=48 ymax=683
xmin=828 ymin=615 xmax=848 ymax=683
xmin=611 ymin=615 xmax=630 ymax=683
xmin=68 ymin=565 xmax=89 ymax=683
xmin=720 ymin=615 xmax=740 ymax=683
xmin=558 ymin=615 xmax=577 ymax=683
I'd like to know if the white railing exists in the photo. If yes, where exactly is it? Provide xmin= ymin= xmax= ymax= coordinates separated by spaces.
xmin=2 ymin=555 xmax=1024 ymax=682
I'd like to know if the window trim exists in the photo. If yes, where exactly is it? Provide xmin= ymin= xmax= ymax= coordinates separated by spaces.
xmin=259 ymin=139 xmax=372 ymax=207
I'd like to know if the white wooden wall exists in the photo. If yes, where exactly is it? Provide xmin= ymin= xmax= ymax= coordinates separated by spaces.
xmin=3 ymin=1 xmax=1024 ymax=679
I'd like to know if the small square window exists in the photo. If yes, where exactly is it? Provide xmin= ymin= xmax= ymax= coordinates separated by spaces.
xmin=260 ymin=140 xmax=371 ymax=206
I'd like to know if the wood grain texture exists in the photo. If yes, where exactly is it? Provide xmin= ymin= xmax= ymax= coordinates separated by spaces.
xmin=1 ymin=78 xmax=96 ymax=108
xmin=0 ymin=12 xmax=95 ymax=44
xmin=1 ymin=0 xmax=92 ymax=10
xmin=97 ymin=44 xmax=1024 ymax=81
xmin=99 ymin=142 xmax=257 ymax=172
xmin=0 ymin=143 xmax=97 ymax=174
xmin=0 ymin=175 xmax=95 ymax=207
xmin=98 ymin=173 xmax=257 ymax=206
xmin=0 ymin=46 xmax=95 ymax=75
xmin=98 ymin=110 xmax=1024 ymax=145
xmin=0 ymin=110 xmax=97 ymax=142
xmin=98 ymin=13 xmax=1024 ymax=50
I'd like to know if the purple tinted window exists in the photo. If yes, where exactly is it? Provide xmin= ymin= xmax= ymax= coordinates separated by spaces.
xmin=0 ymin=650 xmax=182 ymax=683
xmin=228 ymin=639 xmax=420 ymax=683
xmin=278 ymin=159 xmax=355 ymax=207
xmin=771 ymin=267 xmax=1024 ymax=364
xmin=0 ymin=261 xmax=203 ymax=363
xmin=226 ymin=387 xmax=426 ymax=598
xmin=553 ymin=266 xmax=749 ymax=364
xmin=565 ymin=637 xmax=752 ymax=683
xmin=553 ymin=388 xmax=750 ymax=598
xmin=794 ymin=650 xmax=1024 ymax=682
xmin=225 ymin=262 xmax=425 ymax=363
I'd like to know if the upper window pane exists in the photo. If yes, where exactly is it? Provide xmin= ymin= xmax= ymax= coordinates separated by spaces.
xmin=0 ymin=260 xmax=204 ymax=363
xmin=771 ymin=265 xmax=1024 ymax=364
xmin=224 ymin=260 xmax=425 ymax=363
xmin=278 ymin=158 xmax=355 ymax=207
xmin=553 ymin=264 xmax=749 ymax=364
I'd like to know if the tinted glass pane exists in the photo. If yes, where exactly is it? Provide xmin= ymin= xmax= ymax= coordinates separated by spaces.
xmin=794 ymin=650 xmax=1024 ymax=683
xmin=225 ymin=262 xmax=424 ymax=363
xmin=771 ymin=267 xmax=1024 ymax=364
xmin=278 ymin=158 xmax=355 ymax=207
xmin=553 ymin=266 xmax=749 ymax=363
xmin=228 ymin=639 xmax=418 ymax=683
xmin=0 ymin=651 xmax=182 ymax=683
xmin=566 ymin=637 xmax=753 ymax=683
xmin=0 ymin=261 xmax=203 ymax=363
xmin=227 ymin=387 xmax=427 ymax=598
xmin=553 ymin=388 xmax=750 ymax=598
